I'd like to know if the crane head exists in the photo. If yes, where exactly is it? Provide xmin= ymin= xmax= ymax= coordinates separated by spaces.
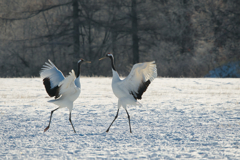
xmin=106 ymin=53 xmax=113 ymax=58
xmin=99 ymin=53 xmax=114 ymax=61
xmin=78 ymin=58 xmax=91 ymax=64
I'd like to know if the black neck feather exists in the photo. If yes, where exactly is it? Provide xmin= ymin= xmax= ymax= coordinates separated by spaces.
xmin=110 ymin=56 xmax=116 ymax=71
xmin=76 ymin=62 xmax=81 ymax=77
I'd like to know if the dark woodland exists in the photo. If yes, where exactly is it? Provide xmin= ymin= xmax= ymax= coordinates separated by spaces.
xmin=0 ymin=0 xmax=239 ymax=77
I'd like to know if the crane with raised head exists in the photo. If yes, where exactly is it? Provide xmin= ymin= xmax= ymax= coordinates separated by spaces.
xmin=40 ymin=59 xmax=90 ymax=133
xmin=99 ymin=53 xmax=157 ymax=133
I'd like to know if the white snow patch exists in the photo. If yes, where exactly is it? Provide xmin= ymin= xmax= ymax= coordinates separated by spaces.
xmin=0 ymin=78 xmax=240 ymax=159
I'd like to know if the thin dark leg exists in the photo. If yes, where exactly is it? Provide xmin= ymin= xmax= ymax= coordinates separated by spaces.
xmin=106 ymin=109 xmax=119 ymax=133
xmin=69 ymin=112 xmax=76 ymax=133
xmin=125 ymin=109 xmax=132 ymax=133
xmin=44 ymin=108 xmax=59 ymax=132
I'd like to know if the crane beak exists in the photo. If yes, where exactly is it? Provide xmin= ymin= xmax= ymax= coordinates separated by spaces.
xmin=84 ymin=61 xmax=91 ymax=63
xmin=99 ymin=57 xmax=107 ymax=61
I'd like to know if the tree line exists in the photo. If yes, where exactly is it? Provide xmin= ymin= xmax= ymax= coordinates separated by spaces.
xmin=0 ymin=0 xmax=239 ymax=77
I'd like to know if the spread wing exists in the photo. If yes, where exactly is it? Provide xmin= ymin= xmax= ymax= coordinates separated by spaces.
xmin=40 ymin=59 xmax=65 ymax=98
xmin=58 ymin=70 xmax=77 ymax=96
xmin=119 ymin=61 xmax=157 ymax=100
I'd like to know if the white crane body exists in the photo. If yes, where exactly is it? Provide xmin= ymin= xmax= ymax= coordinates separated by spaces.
xmin=99 ymin=53 xmax=157 ymax=133
xmin=40 ymin=59 xmax=90 ymax=133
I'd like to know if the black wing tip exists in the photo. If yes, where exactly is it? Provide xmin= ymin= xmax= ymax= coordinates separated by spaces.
xmin=131 ymin=80 xmax=151 ymax=100
xmin=43 ymin=78 xmax=60 ymax=99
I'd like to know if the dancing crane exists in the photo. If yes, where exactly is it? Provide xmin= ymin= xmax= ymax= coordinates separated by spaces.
xmin=99 ymin=53 xmax=157 ymax=133
xmin=40 ymin=59 xmax=90 ymax=133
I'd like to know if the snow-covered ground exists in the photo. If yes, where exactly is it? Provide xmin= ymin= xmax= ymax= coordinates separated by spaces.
xmin=0 ymin=77 xmax=240 ymax=159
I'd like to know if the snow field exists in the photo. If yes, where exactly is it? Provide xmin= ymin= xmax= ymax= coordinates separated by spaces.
xmin=0 ymin=78 xmax=240 ymax=159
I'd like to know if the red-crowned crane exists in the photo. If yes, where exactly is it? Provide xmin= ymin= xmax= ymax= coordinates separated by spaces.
xmin=40 ymin=59 xmax=90 ymax=133
xmin=99 ymin=53 xmax=157 ymax=133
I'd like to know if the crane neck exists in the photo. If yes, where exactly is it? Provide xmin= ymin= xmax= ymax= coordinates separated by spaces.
xmin=110 ymin=56 xmax=116 ymax=71
xmin=76 ymin=62 xmax=81 ymax=78
xmin=75 ymin=63 xmax=81 ymax=88
xmin=112 ymin=69 xmax=120 ymax=82
xmin=109 ymin=56 xmax=120 ymax=82
xmin=75 ymin=76 xmax=81 ymax=88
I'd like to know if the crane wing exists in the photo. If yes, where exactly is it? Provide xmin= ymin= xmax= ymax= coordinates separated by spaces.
xmin=40 ymin=59 xmax=65 ymax=98
xmin=119 ymin=61 xmax=157 ymax=100
xmin=58 ymin=70 xmax=77 ymax=96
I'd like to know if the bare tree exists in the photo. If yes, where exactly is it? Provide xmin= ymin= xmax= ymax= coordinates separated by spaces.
xmin=1 ymin=0 xmax=240 ymax=77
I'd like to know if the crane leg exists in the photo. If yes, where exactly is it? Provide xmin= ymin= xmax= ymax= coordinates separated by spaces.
xmin=106 ymin=109 xmax=119 ymax=132
xmin=125 ymin=109 xmax=132 ymax=133
xmin=44 ymin=108 xmax=59 ymax=132
xmin=69 ymin=112 xmax=76 ymax=133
